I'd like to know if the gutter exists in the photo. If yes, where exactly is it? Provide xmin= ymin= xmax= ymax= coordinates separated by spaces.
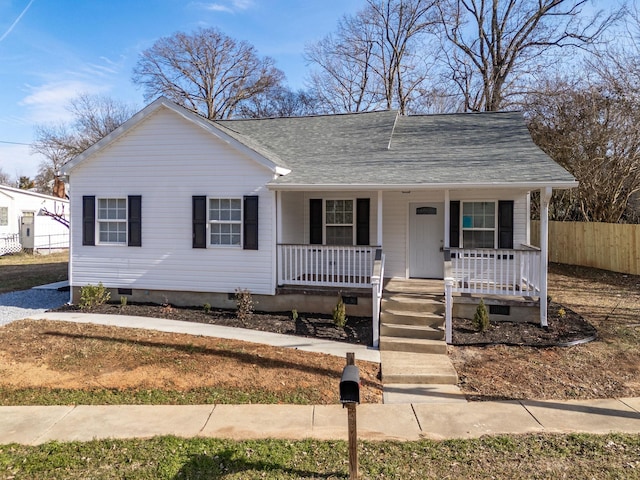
xmin=266 ymin=181 xmax=579 ymax=192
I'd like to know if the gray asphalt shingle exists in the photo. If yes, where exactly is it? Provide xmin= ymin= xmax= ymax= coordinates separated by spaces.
xmin=215 ymin=110 xmax=575 ymax=187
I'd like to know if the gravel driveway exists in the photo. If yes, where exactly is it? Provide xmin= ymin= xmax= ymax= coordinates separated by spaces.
xmin=0 ymin=288 xmax=70 ymax=327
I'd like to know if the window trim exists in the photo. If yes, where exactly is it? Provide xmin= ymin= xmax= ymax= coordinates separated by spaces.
xmin=96 ymin=197 xmax=128 ymax=245
xmin=324 ymin=198 xmax=355 ymax=246
xmin=460 ymin=200 xmax=498 ymax=249
xmin=208 ymin=197 xmax=243 ymax=248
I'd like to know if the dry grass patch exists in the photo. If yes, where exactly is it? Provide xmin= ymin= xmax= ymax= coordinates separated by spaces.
xmin=0 ymin=320 xmax=382 ymax=405
xmin=451 ymin=263 xmax=640 ymax=401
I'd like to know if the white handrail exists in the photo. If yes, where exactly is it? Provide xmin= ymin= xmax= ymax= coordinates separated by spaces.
xmin=370 ymin=249 xmax=385 ymax=348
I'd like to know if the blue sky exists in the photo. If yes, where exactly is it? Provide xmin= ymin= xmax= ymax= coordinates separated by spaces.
xmin=0 ymin=0 xmax=364 ymax=181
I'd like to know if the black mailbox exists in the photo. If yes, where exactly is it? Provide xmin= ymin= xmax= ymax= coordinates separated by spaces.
xmin=340 ymin=364 xmax=360 ymax=404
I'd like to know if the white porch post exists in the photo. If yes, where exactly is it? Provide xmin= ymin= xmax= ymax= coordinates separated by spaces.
xmin=539 ymin=187 xmax=552 ymax=327
xmin=377 ymin=190 xmax=383 ymax=247
xmin=276 ymin=190 xmax=283 ymax=287
xmin=444 ymin=190 xmax=450 ymax=248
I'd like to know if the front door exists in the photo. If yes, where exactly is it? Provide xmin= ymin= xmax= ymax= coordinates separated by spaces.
xmin=409 ymin=203 xmax=444 ymax=278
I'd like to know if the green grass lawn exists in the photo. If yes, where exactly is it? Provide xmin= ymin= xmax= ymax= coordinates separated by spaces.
xmin=1 ymin=434 xmax=639 ymax=479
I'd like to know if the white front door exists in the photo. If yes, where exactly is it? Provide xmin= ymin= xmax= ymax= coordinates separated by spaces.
xmin=409 ymin=203 xmax=444 ymax=278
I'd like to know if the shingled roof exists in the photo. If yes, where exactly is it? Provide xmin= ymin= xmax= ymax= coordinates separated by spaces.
xmin=215 ymin=109 xmax=576 ymax=189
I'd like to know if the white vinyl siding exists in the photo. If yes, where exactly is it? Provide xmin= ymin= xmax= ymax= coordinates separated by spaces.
xmin=67 ymin=107 xmax=275 ymax=295
xmin=0 ymin=206 xmax=7 ymax=226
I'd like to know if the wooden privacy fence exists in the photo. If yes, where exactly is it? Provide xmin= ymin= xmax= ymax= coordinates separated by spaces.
xmin=531 ymin=221 xmax=640 ymax=275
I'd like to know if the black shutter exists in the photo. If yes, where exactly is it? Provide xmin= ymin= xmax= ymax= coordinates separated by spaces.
xmin=192 ymin=196 xmax=207 ymax=248
xmin=128 ymin=195 xmax=142 ymax=247
xmin=449 ymin=201 xmax=460 ymax=248
xmin=356 ymin=198 xmax=370 ymax=245
xmin=498 ymin=200 xmax=514 ymax=249
xmin=243 ymin=195 xmax=259 ymax=250
xmin=82 ymin=196 xmax=95 ymax=246
xmin=309 ymin=199 xmax=323 ymax=245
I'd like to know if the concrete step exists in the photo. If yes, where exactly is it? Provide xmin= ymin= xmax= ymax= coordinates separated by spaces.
xmin=380 ymin=323 xmax=444 ymax=340
xmin=384 ymin=278 xmax=444 ymax=295
xmin=382 ymin=295 xmax=445 ymax=314
xmin=380 ymin=351 xmax=459 ymax=385
xmin=380 ymin=310 xmax=444 ymax=327
xmin=382 ymin=384 xmax=467 ymax=404
xmin=379 ymin=336 xmax=447 ymax=354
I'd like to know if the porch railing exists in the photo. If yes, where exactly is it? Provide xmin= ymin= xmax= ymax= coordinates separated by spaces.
xmin=277 ymin=244 xmax=378 ymax=288
xmin=450 ymin=247 xmax=541 ymax=296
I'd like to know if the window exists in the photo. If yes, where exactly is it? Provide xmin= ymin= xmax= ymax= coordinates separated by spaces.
xmin=325 ymin=199 xmax=353 ymax=245
xmin=98 ymin=198 xmax=127 ymax=244
xmin=0 ymin=207 xmax=7 ymax=226
xmin=209 ymin=198 xmax=242 ymax=246
xmin=462 ymin=201 xmax=496 ymax=248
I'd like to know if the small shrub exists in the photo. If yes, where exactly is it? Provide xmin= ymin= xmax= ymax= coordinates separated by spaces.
xmin=332 ymin=295 xmax=347 ymax=328
xmin=120 ymin=296 xmax=128 ymax=308
xmin=235 ymin=288 xmax=254 ymax=325
xmin=558 ymin=307 xmax=566 ymax=318
xmin=291 ymin=309 xmax=298 ymax=321
xmin=203 ymin=303 xmax=211 ymax=314
xmin=473 ymin=298 xmax=490 ymax=332
xmin=79 ymin=283 xmax=110 ymax=309
xmin=161 ymin=296 xmax=173 ymax=315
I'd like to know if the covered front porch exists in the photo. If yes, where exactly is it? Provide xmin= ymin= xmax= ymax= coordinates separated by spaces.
xmin=273 ymin=187 xmax=555 ymax=346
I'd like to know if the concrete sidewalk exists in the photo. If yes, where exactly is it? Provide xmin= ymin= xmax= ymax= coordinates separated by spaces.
xmin=1 ymin=398 xmax=640 ymax=445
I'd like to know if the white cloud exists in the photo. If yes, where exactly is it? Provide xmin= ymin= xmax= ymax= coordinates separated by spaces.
xmin=0 ymin=143 xmax=44 ymax=181
xmin=193 ymin=0 xmax=254 ymax=14
xmin=20 ymin=79 xmax=109 ymax=124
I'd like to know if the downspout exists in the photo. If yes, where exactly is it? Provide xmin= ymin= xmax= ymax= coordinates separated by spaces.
xmin=539 ymin=187 xmax=552 ymax=327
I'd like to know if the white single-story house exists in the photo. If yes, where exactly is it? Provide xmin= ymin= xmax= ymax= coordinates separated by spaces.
xmin=0 ymin=185 xmax=69 ymax=255
xmin=60 ymin=97 xmax=576 ymax=346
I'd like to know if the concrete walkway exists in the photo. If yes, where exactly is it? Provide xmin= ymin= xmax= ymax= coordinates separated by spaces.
xmin=2 ymin=311 xmax=639 ymax=445
xmin=2 ymin=399 xmax=640 ymax=445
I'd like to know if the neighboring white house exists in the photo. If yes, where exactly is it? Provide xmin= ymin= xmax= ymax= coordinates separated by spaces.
xmin=60 ymin=97 xmax=576 ymax=342
xmin=0 ymin=185 xmax=69 ymax=255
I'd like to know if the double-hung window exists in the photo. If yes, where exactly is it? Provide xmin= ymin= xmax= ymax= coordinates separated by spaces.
xmin=0 ymin=206 xmax=7 ymax=226
xmin=209 ymin=198 xmax=242 ymax=246
xmin=97 ymin=198 xmax=127 ymax=244
xmin=325 ymin=199 xmax=353 ymax=245
xmin=462 ymin=201 xmax=496 ymax=248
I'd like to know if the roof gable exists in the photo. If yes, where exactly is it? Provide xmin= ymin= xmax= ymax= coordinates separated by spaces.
xmin=61 ymin=97 xmax=289 ymax=176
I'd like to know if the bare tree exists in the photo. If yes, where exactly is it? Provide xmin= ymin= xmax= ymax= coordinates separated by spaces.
xmin=237 ymin=86 xmax=318 ymax=118
xmin=438 ymin=0 xmax=620 ymax=111
xmin=526 ymin=77 xmax=640 ymax=223
xmin=132 ymin=27 xmax=284 ymax=120
xmin=306 ymin=0 xmax=439 ymax=114
xmin=0 ymin=168 xmax=11 ymax=186
xmin=305 ymin=10 xmax=383 ymax=113
xmin=32 ymin=94 xmax=136 ymax=195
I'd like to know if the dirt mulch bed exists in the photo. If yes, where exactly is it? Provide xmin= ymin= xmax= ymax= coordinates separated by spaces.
xmin=56 ymin=303 xmax=373 ymax=346
xmin=452 ymin=302 xmax=597 ymax=347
